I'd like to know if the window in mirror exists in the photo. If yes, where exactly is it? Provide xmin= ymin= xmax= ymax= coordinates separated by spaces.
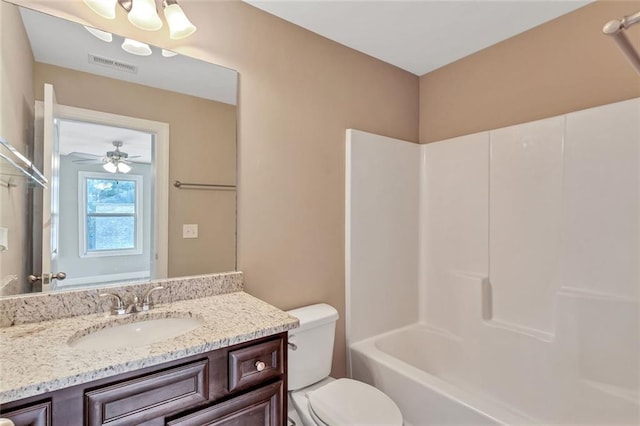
xmin=81 ymin=173 xmax=143 ymax=256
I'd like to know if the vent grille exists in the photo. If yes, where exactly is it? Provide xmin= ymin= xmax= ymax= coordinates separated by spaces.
xmin=88 ymin=54 xmax=138 ymax=74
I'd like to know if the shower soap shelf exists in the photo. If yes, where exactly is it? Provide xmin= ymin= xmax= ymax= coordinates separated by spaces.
xmin=0 ymin=137 xmax=47 ymax=188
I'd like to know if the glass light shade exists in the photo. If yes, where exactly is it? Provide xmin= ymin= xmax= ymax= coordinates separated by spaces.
xmin=161 ymin=49 xmax=178 ymax=58
xmin=117 ymin=162 xmax=132 ymax=173
xmin=121 ymin=38 xmax=153 ymax=56
xmin=83 ymin=0 xmax=117 ymax=19
xmin=128 ymin=0 xmax=163 ymax=31
xmin=103 ymin=161 xmax=118 ymax=173
xmin=164 ymin=3 xmax=196 ymax=40
xmin=84 ymin=26 xmax=113 ymax=42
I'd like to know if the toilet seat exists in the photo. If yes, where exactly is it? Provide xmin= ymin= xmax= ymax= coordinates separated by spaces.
xmin=307 ymin=378 xmax=403 ymax=426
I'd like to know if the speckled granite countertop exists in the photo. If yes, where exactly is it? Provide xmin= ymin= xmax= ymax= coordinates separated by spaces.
xmin=0 ymin=291 xmax=299 ymax=404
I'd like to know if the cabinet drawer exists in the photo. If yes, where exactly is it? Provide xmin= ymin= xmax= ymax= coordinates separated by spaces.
xmin=167 ymin=380 xmax=283 ymax=426
xmin=85 ymin=359 xmax=209 ymax=426
xmin=0 ymin=401 xmax=51 ymax=426
xmin=228 ymin=337 xmax=284 ymax=392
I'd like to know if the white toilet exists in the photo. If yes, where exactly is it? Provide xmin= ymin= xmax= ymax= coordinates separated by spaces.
xmin=287 ymin=304 xmax=403 ymax=426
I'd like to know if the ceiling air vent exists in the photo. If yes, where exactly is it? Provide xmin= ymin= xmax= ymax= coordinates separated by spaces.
xmin=88 ymin=54 xmax=138 ymax=74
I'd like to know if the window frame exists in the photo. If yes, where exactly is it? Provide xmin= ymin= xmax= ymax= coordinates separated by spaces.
xmin=78 ymin=171 xmax=144 ymax=258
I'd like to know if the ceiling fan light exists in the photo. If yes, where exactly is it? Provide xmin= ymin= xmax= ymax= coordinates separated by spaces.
xmin=103 ymin=161 xmax=118 ymax=173
xmin=84 ymin=26 xmax=113 ymax=42
xmin=83 ymin=0 xmax=117 ymax=19
xmin=163 ymin=1 xmax=196 ymax=40
xmin=117 ymin=162 xmax=132 ymax=173
xmin=128 ymin=0 xmax=163 ymax=31
xmin=121 ymin=38 xmax=153 ymax=56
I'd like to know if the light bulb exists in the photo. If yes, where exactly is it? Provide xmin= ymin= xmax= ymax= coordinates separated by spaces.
xmin=103 ymin=161 xmax=118 ymax=173
xmin=162 ymin=49 xmax=178 ymax=58
xmin=163 ymin=1 xmax=196 ymax=40
xmin=121 ymin=38 xmax=153 ymax=56
xmin=83 ymin=0 xmax=117 ymax=19
xmin=128 ymin=0 xmax=163 ymax=31
xmin=84 ymin=26 xmax=113 ymax=42
xmin=117 ymin=162 xmax=132 ymax=173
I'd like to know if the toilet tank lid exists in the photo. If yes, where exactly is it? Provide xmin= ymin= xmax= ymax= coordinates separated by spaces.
xmin=287 ymin=304 xmax=339 ymax=331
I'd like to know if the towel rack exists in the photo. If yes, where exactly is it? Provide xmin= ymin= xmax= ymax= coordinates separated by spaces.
xmin=173 ymin=180 xmax=236 ymax=190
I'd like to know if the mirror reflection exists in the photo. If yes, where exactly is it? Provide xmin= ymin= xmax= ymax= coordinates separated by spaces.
xmin=0 ymin=1 xmax=238 ymax=296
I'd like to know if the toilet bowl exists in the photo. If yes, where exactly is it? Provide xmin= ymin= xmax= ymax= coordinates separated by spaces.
xmin=290 ymin=377 xmax=403 ymax=426
xmin=287 ymin=304 xmax=403 ymax=426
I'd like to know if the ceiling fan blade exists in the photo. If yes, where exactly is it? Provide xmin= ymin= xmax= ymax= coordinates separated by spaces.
xmin=67 ymin=152 xmax=102 ymax=159
xmin=72 ymin=159 xmax=103 ymax=164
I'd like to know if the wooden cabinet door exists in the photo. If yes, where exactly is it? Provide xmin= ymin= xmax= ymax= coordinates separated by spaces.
xmin=0 ymin=401 xmax=51 ymax=426
xmin=167 ymin=380 xmax=283 ymax=426
xmin=85 ymin=360 xmax=209 ymax=426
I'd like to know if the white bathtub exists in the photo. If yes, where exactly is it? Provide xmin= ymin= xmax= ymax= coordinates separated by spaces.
xmin=350 ymin=323 xmax=639 ymax=426
xmin=350 ymin=325 xmax=531 ymax=425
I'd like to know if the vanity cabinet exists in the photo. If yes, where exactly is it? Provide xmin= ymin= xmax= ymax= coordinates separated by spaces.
xmin=0 ymin=333 xmax=287 ymax=426
xmin=0 ymin=401 xmax=51 ymax=426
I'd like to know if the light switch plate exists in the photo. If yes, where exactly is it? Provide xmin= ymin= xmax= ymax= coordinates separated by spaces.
xmin=183 ymin=224 xmax=198 ymax=239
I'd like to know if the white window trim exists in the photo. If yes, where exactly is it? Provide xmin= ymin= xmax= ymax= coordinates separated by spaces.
xmin=78 ymin=171 xmax=144 ymax=258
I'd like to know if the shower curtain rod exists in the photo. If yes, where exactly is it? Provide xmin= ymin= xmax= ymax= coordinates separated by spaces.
xmin=603 ymin=10 xmax=640 ymax=74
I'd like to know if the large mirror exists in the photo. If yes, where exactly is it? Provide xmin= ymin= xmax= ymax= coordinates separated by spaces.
xmin=0 ymin=1 xmax=238 ymax=296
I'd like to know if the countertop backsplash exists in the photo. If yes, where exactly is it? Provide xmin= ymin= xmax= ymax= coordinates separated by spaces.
xmin=0 ymin=271 xmax=243 ymax=327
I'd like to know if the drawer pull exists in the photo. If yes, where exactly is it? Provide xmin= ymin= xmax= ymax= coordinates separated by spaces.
xmin=255 ymin=361 xmax=266 ymax=372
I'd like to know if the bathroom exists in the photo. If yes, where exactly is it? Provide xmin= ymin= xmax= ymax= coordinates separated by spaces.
xmin=1 ymin=0 xmax=639 ymax=425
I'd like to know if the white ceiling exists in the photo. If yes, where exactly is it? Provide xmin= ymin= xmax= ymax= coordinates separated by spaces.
xmin=244 ymin=0 xmax=593 ymax=75
xmin=58 ymin=119 xmax=153 ymax=164
xmin=20 ymin=7 xmax=238 ymax=105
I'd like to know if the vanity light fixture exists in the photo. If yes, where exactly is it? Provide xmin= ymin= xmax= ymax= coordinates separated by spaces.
xmin=83 ymin=0 xmax=118 ymax=19
xmin=82 ymin=0 xmax=196 ymax=39
xmin=121 ymin=38 xmax=153 ymax=56
xmin=128 ymin=0 xmax=163 ymax=31
xmin=84 ymin=26 xmax=113 ymax=42
xmin=162 ymin=0 xmax=196 ymax=39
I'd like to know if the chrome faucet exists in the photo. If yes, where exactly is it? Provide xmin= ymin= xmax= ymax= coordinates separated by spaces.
xmin=99 ymin=292 xmax=126 ymax=315
xmin=142 ymin=286 xmax=164 ymax=311
xmin=125 ymin=294 xmax=142 ymax=314
xmin=100 ymin=286 xmax=164 ymax=316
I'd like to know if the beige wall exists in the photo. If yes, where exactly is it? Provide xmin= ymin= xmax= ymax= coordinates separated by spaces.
xmin=420 ymin=0 xmax=640 ymax=143
xmin=34 ymin=63 xmax=237 ymax=278
xmin=16 ymin=0 xmax=420 ymax=376
xmin=0 ymin=1 xmax=34 ymax=295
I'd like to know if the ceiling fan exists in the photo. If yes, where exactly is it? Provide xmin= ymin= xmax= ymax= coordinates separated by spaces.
xmin=68 ymin=141 xmax=141 ymax=174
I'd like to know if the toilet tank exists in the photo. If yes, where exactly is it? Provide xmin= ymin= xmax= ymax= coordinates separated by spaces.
xmin=287 ymin=304 xmax=339 ymax=391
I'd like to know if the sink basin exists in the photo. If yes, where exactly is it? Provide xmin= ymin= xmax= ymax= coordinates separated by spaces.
xmin=69 ymin=317 xmax=203 ymax=350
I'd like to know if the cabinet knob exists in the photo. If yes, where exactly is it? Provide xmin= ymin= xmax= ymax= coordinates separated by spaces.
xmin=255 ymin=361 xmax=266 ymax=372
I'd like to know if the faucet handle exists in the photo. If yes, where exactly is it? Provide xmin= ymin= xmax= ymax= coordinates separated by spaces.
xmin=100 ymin=292 xmax=125 ymax=315
xmin=142 ymin=286 xmax=164 ymax=311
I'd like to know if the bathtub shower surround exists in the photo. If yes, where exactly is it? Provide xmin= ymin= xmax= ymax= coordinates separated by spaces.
xmin=345 ymin=98 xmax=639 ymax=425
